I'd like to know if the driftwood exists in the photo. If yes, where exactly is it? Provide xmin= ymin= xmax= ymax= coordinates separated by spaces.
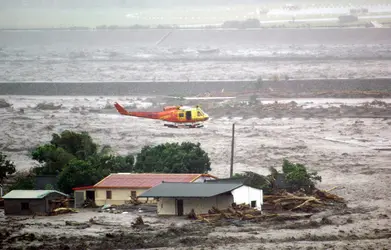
xmin=187 ymin=188 xmax=345 ymax=224
xmin=131 ymin=216 xmax=145 ymax=228
xmin=264 ymin=188 xmax=345 ymax=212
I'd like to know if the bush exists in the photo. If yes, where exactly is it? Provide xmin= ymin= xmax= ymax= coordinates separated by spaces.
xmin=135 ymin=142 xmax=211 ymax=173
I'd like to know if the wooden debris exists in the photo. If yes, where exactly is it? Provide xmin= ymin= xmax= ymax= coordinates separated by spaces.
xmin=264 ymin=188 xmax=345 ymax=213
xmin=50 ymin=207 xmax=77 ymax=216
xmin=187 ymin=188 xmax=345 ymax=224
xmin=129 ymin=197 xmax=142 ymax=205
xmin=131 ymin=216 xmax=144 ymax=228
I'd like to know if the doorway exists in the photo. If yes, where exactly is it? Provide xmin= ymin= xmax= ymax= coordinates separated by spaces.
xmin=176 ymin=199 xmax=184 ymax=216
xmin=86 ymin=190 xmax=95 ymax=201
xmin=185 ymin=111 xmax=192 ymax=121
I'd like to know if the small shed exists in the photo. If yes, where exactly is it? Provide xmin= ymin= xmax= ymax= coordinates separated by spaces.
xmin=138 ymin=182 xmax=263 ymax=216
xmin=2 ymin=190 xmax=69 ymax=216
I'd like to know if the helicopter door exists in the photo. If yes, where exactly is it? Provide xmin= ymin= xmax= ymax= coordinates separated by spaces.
xmin=185 ymin=111 xmax=192 ymax=121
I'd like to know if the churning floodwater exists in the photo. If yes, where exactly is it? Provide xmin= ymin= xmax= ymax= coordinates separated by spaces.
xmin=1 ymin=29 xmax=391 ymax=82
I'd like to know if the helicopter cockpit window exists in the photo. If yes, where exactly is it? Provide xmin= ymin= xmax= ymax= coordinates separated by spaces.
xmin=197 ymin=111 xmax=202 ymax=116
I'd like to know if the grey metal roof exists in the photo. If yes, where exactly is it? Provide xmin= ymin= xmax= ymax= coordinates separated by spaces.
xmin=205 ymin=177 xmax=247 ymax=184
xmin=138 ymin=182 xmax=243 ymax=198
xmin=2 ymin=190 xmax=68 ymax=199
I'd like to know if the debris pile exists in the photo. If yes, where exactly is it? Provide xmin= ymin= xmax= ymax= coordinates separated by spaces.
xmin=98 ymin=203 xmax=156 ymax=214
xmin=263 ymin=188 xmax=345 ymax=213
xmin=131 ymin=216 xmax=146 ymax=229
xmin=188 ymin=188 xmax=345 ymax=224
xmin=128 ymin=197 xmax=142 ymax=205
xmin=48 ymin=198 xmax=77 ymax=216
xmin=83 ymin=198 xmax=97 ymax=208
xmin=188 ymin=204 xmax=313 ymax=224
xmin=51 ymin=207 xmax=78 ymax=215
xmin=188 ymin=204 xmax=263 ymax=223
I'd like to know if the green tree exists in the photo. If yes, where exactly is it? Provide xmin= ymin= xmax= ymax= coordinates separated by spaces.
xmin=282 ymin=159 xmax=322 ymax=193
xmin=233 ymin=167 xmax=278 ymax=194
xmin=29 ymin=130 xmax=135 ymax=193
xmin=134 ymin=142 xmax=211 ymax=173
xmin=32 ymin=145 xmax=75 ymax=175
xmin=57 ymin=159 xmax=102 ymax=194
xmin=50 ymin=130 xmax=98 ymax=160
xmin=0 ymin=152 xmax=16 ymax=185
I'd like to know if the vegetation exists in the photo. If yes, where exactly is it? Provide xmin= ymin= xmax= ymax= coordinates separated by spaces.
xmin=8 ymin=130 xmax=134 ymax=194
xmin=134 ymin=142 xmax=211 ymax=174
xmin=0 ymin=152 xmax=16 ymax=185
xmin=7 ymin=130 xmax=211 ymax=194
xmin=282 ymin=159 xmax=322 ymax=193
xmin=234 ymin=159 xmax=322 ymax=194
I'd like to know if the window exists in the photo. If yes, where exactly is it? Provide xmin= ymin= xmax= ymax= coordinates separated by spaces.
xmin=179 ymin=113 xmax=184 ymax=118
xmin=197 ymin=111 xmax=202 ymax=116
xmin=21 ymin=202 xmax=29 ymax=210
xmin=106 ymin=190 xmax=112 ymax=199
xmin=251 ymin=200 xmax=257 ymax=208
xmin=131 ymin=191 xmax=137 ymax=199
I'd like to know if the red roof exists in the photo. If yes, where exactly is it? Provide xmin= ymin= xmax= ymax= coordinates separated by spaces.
xmin=72 ymin=186 xmax=95 ymax=191
xmin=93 ymin=173 xmax=216 ymax=189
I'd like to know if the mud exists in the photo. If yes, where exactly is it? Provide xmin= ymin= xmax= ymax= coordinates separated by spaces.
xmin=1 ymin=205 xmax=390 ymax=250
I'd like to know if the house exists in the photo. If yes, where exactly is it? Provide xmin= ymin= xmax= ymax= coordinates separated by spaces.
xmin=138 ymin=182 xmax=263 ymax=216
xmin=2 ymin=190 xmax=69 ymax=216
xmin=74 ymin=173 xmax=217 ymax=207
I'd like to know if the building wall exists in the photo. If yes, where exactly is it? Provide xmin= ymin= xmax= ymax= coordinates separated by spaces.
xmin=231 ymin=185 xmax=263 ymax=209
xmin=95 ymin=188 xmax=152 ymax=206
xmin=5 ymin=199 xmax=46 ymax=215
xmin=157 ymin=193 xmax=233 ymax=215
xmin=157 ymin=197 xmax=176 ymax=215
xmin=74 ymin=190 xmax=86 ymax=208
xmin=93 ymin=176 xmax=217 ymax=206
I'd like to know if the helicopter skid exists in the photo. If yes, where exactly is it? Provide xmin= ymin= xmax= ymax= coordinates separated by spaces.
xmin=164 ymin=123 xmax=204 ymax=129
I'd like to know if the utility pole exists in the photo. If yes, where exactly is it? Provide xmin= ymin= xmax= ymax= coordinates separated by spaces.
xmin=230 ymin=123 xmax=235 ymax=177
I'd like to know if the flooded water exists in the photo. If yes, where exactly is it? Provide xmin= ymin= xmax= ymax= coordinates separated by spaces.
xmin=1 ymin=95 xmax=390 ymax=179
xmin=1 ymin=29 xmax=391 ymax=82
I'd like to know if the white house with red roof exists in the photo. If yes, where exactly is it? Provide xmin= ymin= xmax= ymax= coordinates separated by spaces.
xmin=73 ymin=173 xmax=217 ymax=207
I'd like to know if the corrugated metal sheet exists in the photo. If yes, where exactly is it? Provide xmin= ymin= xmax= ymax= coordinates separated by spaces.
xmin=139 ymin=182 xmax=243 ymax=198
xmin=94 ymin=173 xmax=216 ymax=188
xmin=2 ymin=190 xmax=68 ymax=199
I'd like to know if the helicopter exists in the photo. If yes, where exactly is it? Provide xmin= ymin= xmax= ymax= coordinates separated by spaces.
xmin=114 ymin=102 xmax=209 ymax=128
